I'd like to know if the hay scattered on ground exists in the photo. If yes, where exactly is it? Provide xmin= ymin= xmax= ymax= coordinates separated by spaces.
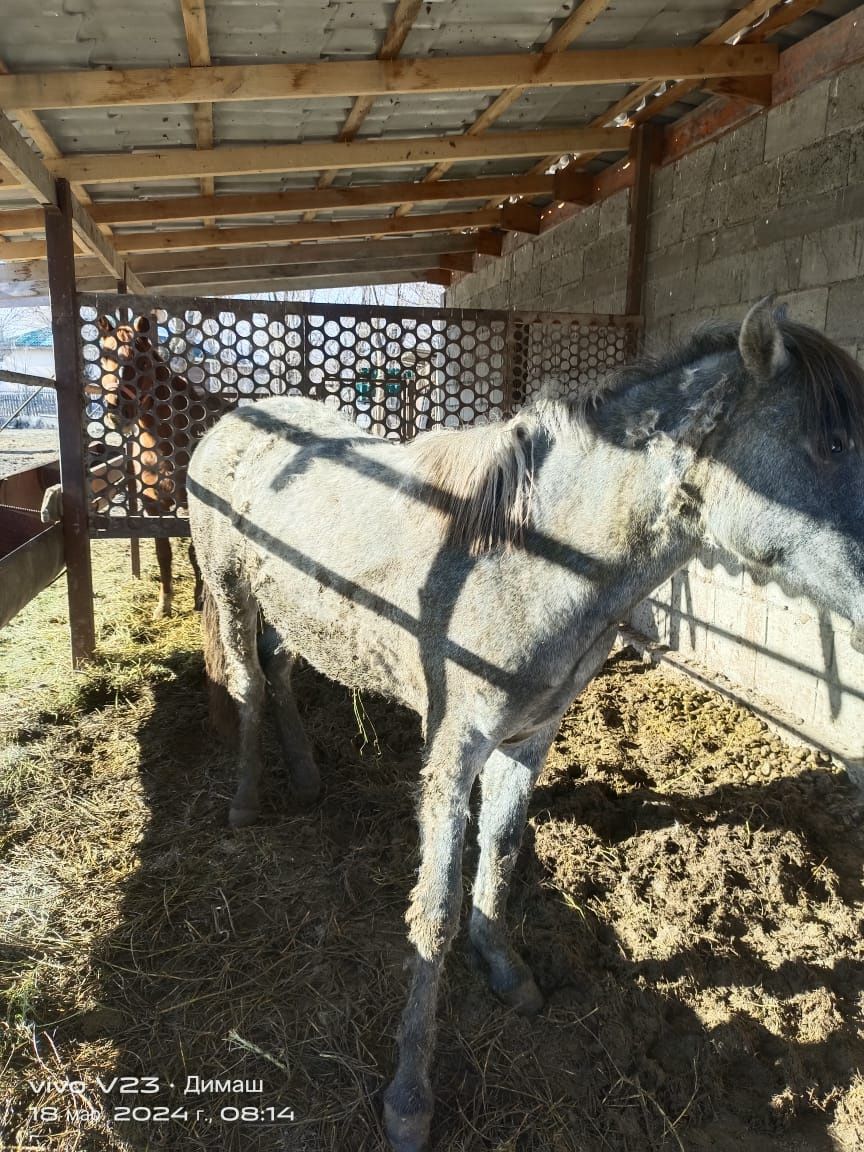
xmin=1 ymin=541 xmax=862 ymax=1151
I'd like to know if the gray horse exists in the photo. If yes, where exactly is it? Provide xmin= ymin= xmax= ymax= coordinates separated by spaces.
xmin=187 ymin=299 xmax=864 ymax=1152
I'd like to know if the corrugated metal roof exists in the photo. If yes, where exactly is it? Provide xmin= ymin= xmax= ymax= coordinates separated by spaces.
xmin=0 ymin=0 xmax=858 ymax=291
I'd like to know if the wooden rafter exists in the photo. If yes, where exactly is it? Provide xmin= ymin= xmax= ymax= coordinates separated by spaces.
xmin=0 ymin=216 xmax=518 ymax=267
xmin=128 ymin=237 xmax=490 ymax=275
xmin=0 ymin=46 xmax=776 ymax=111
xmin=0 ymin=111 xmax=142 ymax=289
xmin=395 ymin=0 xmax=615 ymax=217
xmin=179 ymin=0 xmax=215 ymax=225
xmin=36 ymin=127 xmax=629 ymax=186
xmin=305 ymin=0 xmax=424 ymax=222
xmin=0 ymin=267 xmax=454 ymax=300
xmin=153 ymin=268 xmax=454 ymax=294
xmin=0 ymin=172 xmax=582 ymax=234
xmin=112 ymin=207 xmax=533 ymax=253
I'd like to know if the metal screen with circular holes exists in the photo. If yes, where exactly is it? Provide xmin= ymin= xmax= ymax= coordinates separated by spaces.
xmin=77 ymin=295 xmax=639 ymax=537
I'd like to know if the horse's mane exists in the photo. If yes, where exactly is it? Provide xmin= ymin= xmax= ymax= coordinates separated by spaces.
xmin=409 ymin=411 xmax=540 ymax=555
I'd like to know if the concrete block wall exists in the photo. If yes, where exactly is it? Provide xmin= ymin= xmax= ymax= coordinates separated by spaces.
xmin=446 ymin=63 xmax=864 ymax=766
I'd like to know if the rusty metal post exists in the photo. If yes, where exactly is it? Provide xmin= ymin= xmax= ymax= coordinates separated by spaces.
xmin=624 ymin=123 xmax=662 ymax=358
xmin=45 ymin=177 xmax=96 ymax=667
xmin=116 ymin=277 xmax=141 ymax=578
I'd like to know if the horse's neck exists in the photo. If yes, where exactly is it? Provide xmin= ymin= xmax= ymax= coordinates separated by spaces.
xmin=536 ymin=419 xmax=703 ymax=615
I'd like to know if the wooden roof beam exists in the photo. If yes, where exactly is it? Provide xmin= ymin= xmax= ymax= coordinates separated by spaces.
xmin=179 ymin=0 xmax=216 ymax=224
xmin=0 ymin=111 xmax=142 ymax=289
xmin=0 ymin=170 xmax=588 ymax=233
xmin=157 ymin=268 xmax=454 ymax=295
xmin=0 ymin=268 xmax=454 ymax=300
xmin=41 ymin=127 xmax=630 ymax=186
xmin=109 ymin=208 xmax=529 ymax=254
xmin=0 ymin=46 xmax=777 ymax=111
xmin=123 ymin=234 xmax=499 ymax=275
xmin=133 ymin=254 xmax=458 ymax=289
xmin=0 ymin=229 xmax=505 ymax=266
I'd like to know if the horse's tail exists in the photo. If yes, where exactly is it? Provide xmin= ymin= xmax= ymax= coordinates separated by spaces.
xmin=200 ymin=581 xmax=238 ymax=743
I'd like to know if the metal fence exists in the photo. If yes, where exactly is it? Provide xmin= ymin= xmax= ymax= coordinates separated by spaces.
xmin=76 ymin=294 xmax=640 ymax=537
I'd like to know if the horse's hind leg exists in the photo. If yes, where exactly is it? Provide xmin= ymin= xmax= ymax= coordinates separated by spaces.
xmin=258 ymin=640 xmax=320 ymax=803
xmin=468 ymin=723 xmax=557 ymax=1016
xmin=154 ymin=537 xmax=173 ymax=618
xmin=210 ymin=582 xmax=265 ymax=827
xmin=189 ymin=542 xmax=204 ymax=610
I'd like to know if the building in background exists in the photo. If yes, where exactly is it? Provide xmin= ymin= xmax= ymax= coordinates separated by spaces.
xmin=0 ymin=325 xmax=56 ymax=428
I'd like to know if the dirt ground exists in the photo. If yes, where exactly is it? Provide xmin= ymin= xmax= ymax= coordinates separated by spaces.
xmin=0 ymin=428 xmax=59 ymax=481
xmin=0 ymin=544 xmax=862 ymax=1152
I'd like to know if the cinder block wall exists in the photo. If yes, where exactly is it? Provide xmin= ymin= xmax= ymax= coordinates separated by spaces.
xmin=446 ymin=65 xmax=864 ymax=766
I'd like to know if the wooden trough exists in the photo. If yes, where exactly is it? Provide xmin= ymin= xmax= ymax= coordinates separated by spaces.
xmin=0 ymin=460 xmax=63 ymax=631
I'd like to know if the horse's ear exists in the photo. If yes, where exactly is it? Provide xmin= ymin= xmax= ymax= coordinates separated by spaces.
xmin=97 ymin=315 xmax=114 ymax=335
xmin=739 ymin=296 xmax=788 ymax=382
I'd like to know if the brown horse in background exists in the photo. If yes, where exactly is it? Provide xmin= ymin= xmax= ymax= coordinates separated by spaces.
xmin=92 ymin=313 xmax=234 ymax=616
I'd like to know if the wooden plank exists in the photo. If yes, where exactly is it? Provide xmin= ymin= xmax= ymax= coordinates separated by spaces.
xmin=2 ymin=229 xmax=504 ymax=269
xmin=44 ymin=178 xmax=95 ymax=667
xmin=0 ymin=47 xmax=777 ymax=111
xmin=180 ymin=0 xmax=215 ymax=223
xmin=0 ymin=367 xmax=55 ymax=388
xmin=0 ymin=206 xmax=44 ymax=233
xmin=0 ymin=238 xmax=49 ymax=260
xmin=0 ymin=174 xmax=557 ymax=232
xmin=47 ymin=127 xmax=631 ymax=185
xmin=123 ymin=234 xmax=493 ymax=274
xmin=0 ymin=109 xmax=55 ymax=202
xmin=112 ymin=208 xmax=507 ymax=253
xmin=138 ymin=254 xmax=456 ymax=289
xmin=155 ymin=268 xmax=453 ymax=295
xmin=544 ymin=0 xmax=615 ymax=54
xmin=702 ymin=75 xmax=773 ymax=105
xmin=180 ymin=0 xmax=211 ymax=66
xmin=438 ymin=252 xmax=475 ymax=273
xmin=68 ymin=197 xmax=143 ymax=289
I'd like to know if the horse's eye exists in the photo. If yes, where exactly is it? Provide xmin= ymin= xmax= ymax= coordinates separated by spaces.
xmin=830 ymin=435 xmax=845 ymax=455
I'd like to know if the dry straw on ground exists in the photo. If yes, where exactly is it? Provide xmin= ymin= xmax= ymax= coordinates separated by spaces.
xmin=1 ymin=542 xmax=862 ymax=1151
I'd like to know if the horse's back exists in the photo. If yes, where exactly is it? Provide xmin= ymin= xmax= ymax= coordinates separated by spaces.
xmin=187 ymin=395 xmax=402 ymax=567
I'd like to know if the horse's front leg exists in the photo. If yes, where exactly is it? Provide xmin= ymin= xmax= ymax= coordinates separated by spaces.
xmin=383 ymin=727 xmax=488 ymax=1152
xmin=468 ymin=722 xmax=558 ymax=1015
xmin=154 ymin=537 xmax=173 ymax=618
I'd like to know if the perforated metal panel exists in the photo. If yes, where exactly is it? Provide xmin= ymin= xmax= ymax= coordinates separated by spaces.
xmin=77 ymin=294 xmax=639 ymax=537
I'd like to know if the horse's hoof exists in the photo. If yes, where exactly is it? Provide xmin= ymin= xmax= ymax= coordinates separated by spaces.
xmin=228 ymin=805 xmax=259 ymax=829
xmin=498 ymin=973 xmax=544 ymax=1016
xmin=382 ymin=1100 xmax=431 ymax=1152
